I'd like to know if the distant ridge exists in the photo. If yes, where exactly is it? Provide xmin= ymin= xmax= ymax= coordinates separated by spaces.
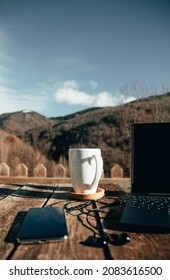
xmin=0 ymin=110 xmax=55 ymax=134
xmin=0 ymin=92 xmax=170 ymax=176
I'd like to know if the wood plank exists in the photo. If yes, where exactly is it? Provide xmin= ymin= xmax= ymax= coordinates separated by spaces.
xmin=0 ymin=184 xmax=21 ymax=200
xmin=0 ymin=177 xmax=130 ymax=185
xmin=96 ymin=184 xmax=170 ymax=260
xmin=116 ymin=182 xmax=131 ymax=193
xmin=0 ymin=177 xmax=71 ymax=185
xmin=0 ymin=184 xmax=57 ymax=260
xmin=12 ymin=184 xmax=105 ymax=260
xmin=109 ymin=232 xmax=170 ymax=260
xmin=1 ymin=182 xmax=169 ymax=260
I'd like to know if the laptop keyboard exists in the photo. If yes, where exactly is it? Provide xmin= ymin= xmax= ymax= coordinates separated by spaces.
xmin=130 ymin=195 xmax=170 ymax=211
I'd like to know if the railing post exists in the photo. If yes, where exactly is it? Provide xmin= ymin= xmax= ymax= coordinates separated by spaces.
xmin=0 ymin=162 xmax=10 ymax=177
xmin=110 ymin=164 xmax=123 ymax=178
xmin=54 ymin=164 xmax=66 ymax=177
xmin=16 ymin=163 xmax=28 ymax=177
xmin=101 ymin=169 xmax=105 ymax=178
xmin=34 ymin=164 xmax=47 ymax=178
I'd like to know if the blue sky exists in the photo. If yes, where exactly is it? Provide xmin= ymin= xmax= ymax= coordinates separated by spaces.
xmin=0 ymin=0 xmax=170 ymax=117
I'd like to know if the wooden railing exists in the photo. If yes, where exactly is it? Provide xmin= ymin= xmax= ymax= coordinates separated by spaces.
xmin=0 ymin=162 xmax=124 ymax=178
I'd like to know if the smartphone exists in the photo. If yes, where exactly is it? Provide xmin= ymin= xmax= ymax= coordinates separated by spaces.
xmin=17 ymin=207 xmax=68 ymax=244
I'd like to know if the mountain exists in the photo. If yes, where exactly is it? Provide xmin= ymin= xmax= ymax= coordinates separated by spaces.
xmin=0 ymin=93 xmax=170 ymax=177
xmin=0 ymin=110 xmax=55 ymax=134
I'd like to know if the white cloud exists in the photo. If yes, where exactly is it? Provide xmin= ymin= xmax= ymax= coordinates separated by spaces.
xmin=0 ymin=86 xmax=17 ymax=113
xmin=0 ymin=27 xmax=14 ymax=64
xmin=89 ymin=80 xmax=98 ymax=90
xmin=0 ymin=85 xmax=47 ymax=115
xmin=54 ymin=80 xmax=96 ymax=106
xmin=54 ymin=80 xmax=136 ymax=107
xmin=94 ymin=91 xmax=116 ymax=106
xmin=95 ymin=92 xmax=136 ymax=106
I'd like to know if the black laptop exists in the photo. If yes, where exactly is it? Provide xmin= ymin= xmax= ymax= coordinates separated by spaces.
xmin=120 ymin=122 xmax=170 ymax=229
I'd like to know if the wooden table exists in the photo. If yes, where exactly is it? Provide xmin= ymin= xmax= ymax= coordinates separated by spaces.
xmin=0 ymin=180 xmax=169 ymax=260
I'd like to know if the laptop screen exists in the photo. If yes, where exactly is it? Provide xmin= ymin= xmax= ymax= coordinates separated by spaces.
xmin=132 ymin=122 xmax=170 ymax=194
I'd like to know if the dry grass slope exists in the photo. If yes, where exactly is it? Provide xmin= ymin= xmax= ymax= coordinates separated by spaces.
xmin=0 ymin=93 xmax=170 ymax=177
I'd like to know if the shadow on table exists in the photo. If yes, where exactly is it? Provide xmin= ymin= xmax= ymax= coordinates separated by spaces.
xmin=5 ymin=211 xmax=27 ymax=244
xmin=1 ymin=184 xmax=72 ymax=200
xmin=103 ymin=205 xmax=170 ymax=234
xmin=0 ymin=187 xmax=19 ymax=198
xmin=10 ymin=184 xmax=57 ymax=199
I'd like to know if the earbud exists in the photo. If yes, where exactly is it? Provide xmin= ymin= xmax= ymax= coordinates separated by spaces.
xmin=110 ymin=233 xmax=131 ymax=245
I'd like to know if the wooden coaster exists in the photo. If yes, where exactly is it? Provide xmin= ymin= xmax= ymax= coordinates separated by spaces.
xmin=68 ymin=188 xmax=105 ymax=201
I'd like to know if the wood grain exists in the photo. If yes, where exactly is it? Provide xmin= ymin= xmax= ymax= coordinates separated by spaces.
xmin=0 ymin=181 xmax=169 ymax=260
xmin=0 ymin=184 xmax=57 ymax=259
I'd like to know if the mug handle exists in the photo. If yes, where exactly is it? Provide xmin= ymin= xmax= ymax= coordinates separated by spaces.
xmin=90 ymin=154 xmax=103 ymax=188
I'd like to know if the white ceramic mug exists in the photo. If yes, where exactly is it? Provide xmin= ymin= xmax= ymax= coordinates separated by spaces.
xmin=69 ymin=148 xmax=103 ymax=194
